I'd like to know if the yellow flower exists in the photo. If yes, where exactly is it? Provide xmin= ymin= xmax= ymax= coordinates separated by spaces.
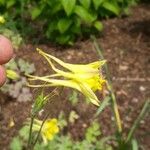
xmin=0 ymin=16 xmax=5 ymax=24
xmin=33 ymin=118 xmax=59 ymax=144
xmin=28 ymin=48 xmax=106 ymax=106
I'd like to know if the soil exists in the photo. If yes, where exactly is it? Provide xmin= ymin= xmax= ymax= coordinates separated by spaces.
xmin=0 ymin=4 xmax=150 ymax=150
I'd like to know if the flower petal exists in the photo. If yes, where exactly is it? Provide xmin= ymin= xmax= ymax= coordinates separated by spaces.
xmin=37 ymin=48 xmax=105 ymax=73
xmin=79 ymin=83 xmax=100 ymax=106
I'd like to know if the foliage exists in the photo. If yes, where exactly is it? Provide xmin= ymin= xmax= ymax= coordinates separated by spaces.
xmin=0 ymin=0 xmax=31 ymax=36
xmin=69 ymin=110 xmax=79 ymax=124
xmin=85 ymin=121 xmax=101 ymax=143
xmin=1 ymin=58 xmax=35 ymax=102
xmin=30 ymin=0 xmax=137 ymax=45
xmin=0 ymin=26 xmax=23 ymax=49
xmin=0 ymin=0 xmax=137 ymax=45
xmin=68 ymin=90 xmax=79 ymax=106
xmin=31 ymin=91 xmax=50 ymax=116
xmin=10 ymin=119 xmax=113 ymax=150
xmin=58 ymin=111 xmax=68 ymax=130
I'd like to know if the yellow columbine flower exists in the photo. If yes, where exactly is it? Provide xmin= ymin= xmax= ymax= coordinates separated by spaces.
xmin=0 ymin=16 xmax=5 ymax=24
xmin=32 ymin=118 xmax=59 ymax=144
xmin=28 ymin=48 xmax=106 ymax=106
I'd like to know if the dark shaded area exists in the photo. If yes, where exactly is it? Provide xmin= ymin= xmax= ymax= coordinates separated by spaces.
xmin=128 ymin=20 xmax=150 ymax=42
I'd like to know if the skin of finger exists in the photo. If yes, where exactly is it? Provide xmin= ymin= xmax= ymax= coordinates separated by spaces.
xmin=0 ymin=65 xmax=6 ymax=86
xmin=0 ymin=35 xmax=13 ymax=64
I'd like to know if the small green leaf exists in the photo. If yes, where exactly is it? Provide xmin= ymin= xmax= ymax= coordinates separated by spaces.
xmin=58 ymin=18 xmax=72 ymax=34
xmin=92 ymin=0 xmax=104 ymax=10
xmin=61 ymin=0 xmax=76 ymax=16
xmin=79 ymin=0 xmax=91 ymax=9
xmin=96 ymin=136 xmax=113 ymax=149
xmin=10 ymin=137 xmax=22 ymax=150
xmin=95 ymin=96 xmax=111 ymax=117
xmin=31 ymin=7 xmax=42 ymax=20
xmin=71 ymin=24 xmax=81 ymax=34
xmin=131 ymin=139 xmax=138 ymax=150
xmin=46 ymin=21 xmax=58 ymax=36
xmin=6 ymin=0 xmax=16 ymax=8
xmin=51 ymin=3 xmax=62 ymax=15
xmin=5 ymin=58 xmax=18 ymax=70
xmin=69 ymin=110 xmax=79 ymax=123
xmin=0 ymin=0 xmax=5 ymax=5
xmin=32 ymin=91 xmax=49 ymax=115
xmin=93 ymin=21 xmax=103 ymax=31
xmin=56 ymin=34 xmax=71 ymax=45
xmin=19 ymin=126 xmax=30 ymax=140
xmin=74 ymin=5 xmax=97 ymax=24
xmin=18 ymin=58 xmax=35 ymax=74
xmin=85 ymin=121 xmax=101 ymax=143
xmin=103 ymin=2 xmax=120 ymax=15
xmin=69 ymin=90 xmax=79 ymax=105
xmin=58 ymin=111 xmax=67 ymax=130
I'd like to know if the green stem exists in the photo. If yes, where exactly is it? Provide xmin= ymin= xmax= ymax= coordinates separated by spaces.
xmin=32 ymin=112 xmax=50 ymax=147
xmin=27 ymin=115 xmax=35 ymax=149
xmin=110 ymin=88 xmax=122 ymax=133
xmin=91 ymin=35 xmax=122 ymax=134
xmin=126 ymin=99 xmax=150 ymax=143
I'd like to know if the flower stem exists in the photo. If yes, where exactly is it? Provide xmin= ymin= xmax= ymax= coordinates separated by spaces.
xmin=91 ymin=35 xmax=122 ymax=134
xmin=126 ymin=99 xmax=150 ymax=143
xmin=108 ymin=84 xmax=122 ymax=133
xmin=27 ymin=115 xmax=35 ymax=149
xmin=32 ymin=112 xmax=50 ymax=147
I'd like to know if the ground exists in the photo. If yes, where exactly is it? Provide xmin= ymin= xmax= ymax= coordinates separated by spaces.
xmin=0 ymin=4 xmax=150 ymax=150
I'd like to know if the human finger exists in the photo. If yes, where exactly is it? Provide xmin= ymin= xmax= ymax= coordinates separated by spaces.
xmin=0 ymin=65 xmax=6 ymax=86
xmin=0 ymin=35 xmax=13 ymax=64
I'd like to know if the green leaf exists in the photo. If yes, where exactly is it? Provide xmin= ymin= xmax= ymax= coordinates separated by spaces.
xmin=69 ymin=110 xmax=79 ymax=123
xmin=56 ymin=34 xmax=71 ymax=45
xmin=0 ymin=0 xmax=5 ymax=5
xmin=58 ymin=18 xmax=72 ymax=34
xmin=74 ymin=5 xmax=97 ymax=24
xmin=6 ymin=0 xmax=16 ymax=8
xmin=46 ymin=21 xmax=58 ymax=36
xmin=79 ymin=0 xmax=91 ymax=9
xmin=61 ymin=0 xmax=76 ymax=16
xmin=10 ymin=137 xmax=22 ymax=150
xmin=69 ymin=90 xmax=79 ymax=105
xmin=5 ymin=58 xmax=18 ymax=70
xmin=95 ymin=96 xmax=111 ymax=117
xmin=102 ymin=2 xmax=120 ymax=15
xmin=92 ymin=0 xmax=104 ymax=10
xmin=85 ymin=121 xmax=101 ymax=143
xmin=51 ymin=3 xmax=62 ymax=15
xmin=126 ymin=99 xmax=150 ymax=143
xmin=131 ymin=139 xmax=138 ymax=150
xmin=71 ymin=24 xmax=81 ymax=34
xmin=96 ymin=136 xmax=113 ymax=149
xmin=32 ymin=91 xmax=50 ymax=115
xmin=19 ymin=126 xmax=30 ymax=140
xmin=93 ymin=21 xmax=103 ymax=31
xmin=58 ymin=111 xmax=67 ymax=130
xmin=18 ymin=58 xmax=35 ymax=74
xmin=31 ymin=7 xmax=42 ymax=20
